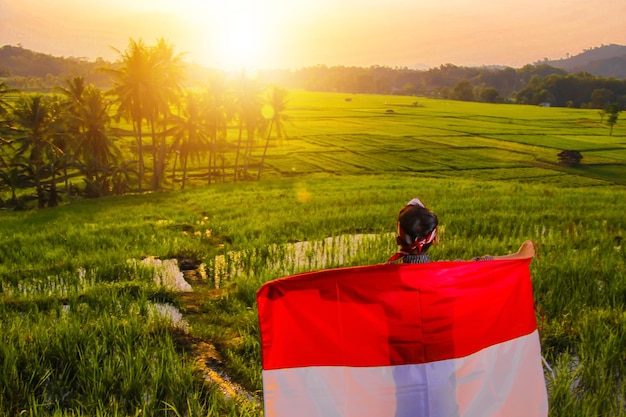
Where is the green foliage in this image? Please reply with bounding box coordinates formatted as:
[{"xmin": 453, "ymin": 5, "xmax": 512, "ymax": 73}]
[
  {"xmin": 605, "ymin": 102, "xmax": 621, "ymax": 136},
  {"xmin": 515, "ymin": 73, "xmax": 626, "ymax": 108},
  {"xmin": 0, "ymin": 286, "xmax": 233, "ymax": 416}
]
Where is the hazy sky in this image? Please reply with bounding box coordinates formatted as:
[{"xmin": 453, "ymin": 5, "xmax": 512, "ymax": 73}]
[{"xmin": 1, "ymin": 0, "xmax": 625, "ymax": 71}]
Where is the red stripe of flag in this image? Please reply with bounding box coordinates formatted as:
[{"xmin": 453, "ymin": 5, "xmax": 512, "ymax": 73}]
[{"xmin": 257, "ymin": 259, "xmax": 537, "ymax": 370}]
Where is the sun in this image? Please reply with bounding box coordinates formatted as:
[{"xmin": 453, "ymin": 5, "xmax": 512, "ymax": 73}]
[
  {"xmin": 214, "ymin": 21, "xmax": 267, "ymax": 71},
  {"xmin": 167, "ymin": 0, "xmax": 281, "ymax": 71}
]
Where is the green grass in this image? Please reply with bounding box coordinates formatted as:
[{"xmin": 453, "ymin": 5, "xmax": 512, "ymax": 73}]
[
  {"xmin": 585, "ymin": 148, "xmax": 626, "ymax": 162},
  {"xmin": 224, "ymin": 92, "xmax": 625, "ymax": 186},
  {"xmin": 1, "ymin": 91, "xmax": 626, "ymax": 416}
]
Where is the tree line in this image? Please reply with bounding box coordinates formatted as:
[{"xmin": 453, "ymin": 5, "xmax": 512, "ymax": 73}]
[
  {"xmin": 0, "ymin": 39, "xmax": 289, "ymax": 210},
  {"xmin": 264, "ymin": 64, "xmax": 626, "ymax": 108},
  {"xmin": 4, "ymin": 43, "xmax": 626, "ymax": 109}
]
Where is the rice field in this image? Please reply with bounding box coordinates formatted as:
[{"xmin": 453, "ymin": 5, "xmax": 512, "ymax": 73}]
[
  {"xmin": 1, "ymin": 92, "xmax": 625, "ymax": 416},
  {"xmin": 203, "ymin": 92, "xmax": 625, "ymax": 186}
]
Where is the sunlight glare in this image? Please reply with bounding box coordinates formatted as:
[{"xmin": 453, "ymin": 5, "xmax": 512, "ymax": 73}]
[
  {"xmin": 215, "ymin": 20, "xmax": 266, "ymax": 71},
  {"xmin": 262, "ymin": 104, "xmax": 275, "ymax": 120},
  {"xmin": 181, "ymin": 0, "xmax": 277, "ymax": 71}
]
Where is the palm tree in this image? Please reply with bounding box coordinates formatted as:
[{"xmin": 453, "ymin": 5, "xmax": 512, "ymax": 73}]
[
  {"xmin": 74, "ymin": 86, "xmax": 122, "ymax": 177},
  {"xmin": 108, "ymin": 38, "xmax": 186, "ymax": 192},
  {"xmin": 0, "ymin": 82, "xmax": 17, "ymax": 168},
  {"xmin": 0, "ymin": 158, "xmax": 31, "ymax": 207},
  {"xmin": 204, "ymin": 69, "xmax": 232, "ymax": 184},
  {"xmin": 54, "ymin": 76, "xmax": 89, "ymax": 194},
  {"xmin": 107, "ymin": 39, "xmax": 152, "ymax": 192},
  {"xmin": 232, "ymin": 72, "xmax": 263, "ymax": 182},
  {"xmin": 12, "ymin": 95, "xmax": 63, "ymax": 208},
  {"xmin": 0, "ymin": 138, "xmax": 12, "ymax": 171},
  {"xmin": 0, "ymin": 81, "xmax": 17, "ymax": 124},
  {"xmin": 150, "ymin": 38, "xmax": 185, "ymax": 190},
  {"xmin": 78, "ymin": 159, "xmax": 136, "ymax": 198},
  {"xmin": 167, "ymin": 92, "xmax": 208, "ymax": 189},
  {"xmin": 258, "ymin": 85, "xmax": 290, "ymax": 180},
  {"xmin": 55, "ymin": 76, "xmax": 87, "ymax": 123},
  {"xmin": 109, "ymin": 160, "xmax": 137, "ymax": 195}
]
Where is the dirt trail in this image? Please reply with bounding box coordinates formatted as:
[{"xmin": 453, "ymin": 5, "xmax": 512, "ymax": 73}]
[
  {"xmin": 173, "ymin": 269, "xmax": 262, "ymax": 410},
  {"xmin": 182, "ymin": 330, "xmax": 260, "ymax": 407}
]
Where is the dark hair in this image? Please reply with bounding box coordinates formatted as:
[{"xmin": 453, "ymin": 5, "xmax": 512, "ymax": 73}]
[{"xmin": 397, "ymin": 205, "xmax": 438, "ymax": 251}]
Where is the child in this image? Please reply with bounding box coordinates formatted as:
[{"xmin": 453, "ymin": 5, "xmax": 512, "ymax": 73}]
[{"xmin": 387, "ymin": 197, "xmax": 535, "ymax": 263}]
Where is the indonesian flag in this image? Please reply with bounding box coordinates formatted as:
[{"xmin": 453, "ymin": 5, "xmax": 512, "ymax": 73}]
[{"xmin": 257, "ymin": 259, "xmax": 548, "ymax": 417}]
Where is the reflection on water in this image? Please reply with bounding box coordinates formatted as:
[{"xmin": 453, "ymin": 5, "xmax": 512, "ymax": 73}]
[
  {"xmin": 1, "ymin": 267, "xmax": 97, "ymax": 297},
  {"xmin": 2, "ymin": 234, "xmax": 390, "ymax": 295},
  {"xmin": 151, "ymin": 302, "xmax": 190, "ymax": 332},
  {"xmin": 210, "ymin": 233, "xmax": 392, "ymax": 288},
  {"xmin": 135, "ymin": 257, "xmax": 193, "ymax": 292}
]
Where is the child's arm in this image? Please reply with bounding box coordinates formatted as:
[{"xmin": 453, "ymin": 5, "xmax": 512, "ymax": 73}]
[{"xmin": 490, "ymin": 240, "xmax": 536, "ymax": 260}]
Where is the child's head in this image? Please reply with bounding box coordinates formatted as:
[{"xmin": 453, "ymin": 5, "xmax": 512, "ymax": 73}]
[{"xmin": 396, "ymin": 197, "xmax": 438, "ymax": 254}]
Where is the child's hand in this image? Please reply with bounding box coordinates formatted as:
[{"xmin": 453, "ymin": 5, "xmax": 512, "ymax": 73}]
[{"xmin": 517, "ymin": 240, "xmax": 536, "ymax": 259}]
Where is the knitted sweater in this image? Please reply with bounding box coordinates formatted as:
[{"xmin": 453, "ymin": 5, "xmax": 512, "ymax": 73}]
[{"xmin": 402, "ymin": 254, "xmax": 495, "ymax": 264}]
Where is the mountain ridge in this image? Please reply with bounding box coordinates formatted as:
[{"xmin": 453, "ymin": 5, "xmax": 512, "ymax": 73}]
[{"xmin": 541, "ymin": 43, "xmax": 626, "ymax": 78}]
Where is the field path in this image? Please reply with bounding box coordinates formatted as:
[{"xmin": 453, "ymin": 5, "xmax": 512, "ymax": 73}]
[{"xmin": 173, "ymin": 269, "xmax": 262, "ymax": 410}]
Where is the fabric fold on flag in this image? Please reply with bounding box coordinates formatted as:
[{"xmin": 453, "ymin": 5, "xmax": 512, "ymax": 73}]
[{"xmin": 257, "ymin": 259, "xmax": 548, "ymax": 417}]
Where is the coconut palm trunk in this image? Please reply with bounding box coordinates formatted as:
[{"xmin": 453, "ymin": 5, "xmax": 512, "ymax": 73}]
[
  {"xmin": 233, "ymin": 123, "xmax": 244, "ymax": 182},
  {"xmin": 257, "ymin": 121, "xmax": 273, "ymax": 180},
  {"xmin": 135, "ymin": 120, "xmax": 144, "ymax": 193}
]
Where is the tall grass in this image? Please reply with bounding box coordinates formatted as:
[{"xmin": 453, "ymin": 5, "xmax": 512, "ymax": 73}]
[{"xmin": 0, "ymin": 286, "xmax": 238, "ymax": 415}]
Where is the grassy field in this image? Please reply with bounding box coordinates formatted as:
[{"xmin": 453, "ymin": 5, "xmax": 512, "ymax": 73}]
[
  {"xmin": 1, "ymin": 92, "xmax": 625, "ymax": 416},
  {"xmin": 160, "ymin": 91, "xmax": 626, "ymax": 190}
]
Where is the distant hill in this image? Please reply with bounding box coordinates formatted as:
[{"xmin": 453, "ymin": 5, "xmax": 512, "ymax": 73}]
[
  {"xmin": 0, "ymin": 44, "xmax": 113, "ymax": 86},
  {"xmin": 544, "ymin": 44, "xmax": 626, "ymax": 78},
  {"xmin": 1, "ymin": 43, "xmax": 624, "ymax": 97},
  {"xmin": 0, "ymin": 44, "xmax": 214, "ymax": 88}
]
